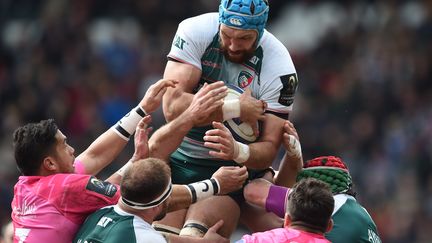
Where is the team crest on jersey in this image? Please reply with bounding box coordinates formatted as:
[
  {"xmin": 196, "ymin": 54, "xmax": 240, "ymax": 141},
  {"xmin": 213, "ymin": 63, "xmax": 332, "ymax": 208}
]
[{"xmin": 238, "ymin": 71, "xmax": 254, "ymax": 88}]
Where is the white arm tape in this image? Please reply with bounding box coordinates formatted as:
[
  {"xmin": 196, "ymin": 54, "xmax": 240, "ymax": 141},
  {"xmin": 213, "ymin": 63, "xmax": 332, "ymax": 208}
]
[
  {"xmin": 222, "ymin": 99, "xmax": 240, "ymax": 121},
  {"xmin": 116, "ymin": 160, "xmax": 133, "ymax": 177},
  {"xmin": 184, "ymin": 178, "xmax": 219, "ymax": 203},
  {"xmin": 234, "ymin": 141, "xmax": 250, "ymax": 164},
  {"xmin": 112, "ymin": 106, "xmax": 146, "ymax": 141},
  {"xmin": 286, "ymin": 135, "xmax": 302, "ymax": 159}
]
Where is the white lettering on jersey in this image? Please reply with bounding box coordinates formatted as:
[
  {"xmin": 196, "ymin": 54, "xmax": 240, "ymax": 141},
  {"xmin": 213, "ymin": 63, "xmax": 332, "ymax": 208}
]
[
  {"xmin": 249, "ymin": 56, "xmax": 259, "ymax": 65},
  {"xmin": 15, "ymin": 228, "xmax": 31, "ymax": 243},
  {"xmin": 368, "ymin": 229, "xmax": 381, "ymax": 243},
  {"xmin": 13, "ymin": 200, "xmax": 37, "ymax": 217},
  {"xmin": 97, "ymin": 216, "xmax": 113, "ymax": 227}
]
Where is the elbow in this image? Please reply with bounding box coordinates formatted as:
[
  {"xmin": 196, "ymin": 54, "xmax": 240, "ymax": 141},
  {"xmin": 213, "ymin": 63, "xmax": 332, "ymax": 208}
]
[
  {"xmin": 162, "ymin": 89, "xmax": 182, "ymax": 122},
  {"xmin": 163, "ymin": 108, "xmax": 176, "ymax": 122},
  {"xmin": 148, "ymin": 142, "xmax": 159, "ymax": 158}
]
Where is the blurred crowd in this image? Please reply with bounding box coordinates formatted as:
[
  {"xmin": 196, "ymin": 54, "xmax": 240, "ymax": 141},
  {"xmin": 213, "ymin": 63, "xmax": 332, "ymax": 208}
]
[{"xmin": 0, "ymin": 0, "xmax": 431, "ymax": 242}]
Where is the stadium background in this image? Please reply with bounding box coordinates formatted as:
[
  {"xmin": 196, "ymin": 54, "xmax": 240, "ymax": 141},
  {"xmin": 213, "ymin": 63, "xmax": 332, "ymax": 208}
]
[{"xmin": 0, "ymin": 0, "xmax": 431, "ymax": 242}]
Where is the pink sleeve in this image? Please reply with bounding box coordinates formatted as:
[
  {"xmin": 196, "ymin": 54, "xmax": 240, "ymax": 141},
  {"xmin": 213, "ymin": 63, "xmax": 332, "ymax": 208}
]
[
  {"xmin": 37, "ymin": 174, "xmax": 120, "ymax": 224},
  {"xmin": 73, "ymin": 160, "xmax": 86, "ymax": 174}
]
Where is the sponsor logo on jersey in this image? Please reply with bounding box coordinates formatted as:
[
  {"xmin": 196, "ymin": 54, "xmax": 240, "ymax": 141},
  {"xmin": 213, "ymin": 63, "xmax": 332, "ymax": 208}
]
[
  {"xmin": 278, "ymin": 73, "xmax": 298, "ymax": 106},
  {"xmin": 229, "ymin": 17, "xmax": 243, "ymax": 26},
  {"xmin": 249, "ymin": 56, "xmax": 259, "ymax": 65},
  {"xmin": 202, "ymin": 60, "xmax": 221, "ymax": 69},
  {"xmin": 238, "ymin": 71, "xmax": 254, "ymax": 88},
  {"xmin": 13, "ymin": 200, "xmax": 36, "ymax": 217},
  {"xmin": 173, "ymin": 35, "xmax": 187, "ymax": 50}
]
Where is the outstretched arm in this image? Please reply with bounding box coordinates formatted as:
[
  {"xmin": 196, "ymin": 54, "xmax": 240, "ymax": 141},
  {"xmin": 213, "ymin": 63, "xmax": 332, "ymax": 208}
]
[
  {"xmin": 243, "ymin": 120, "xmax": 303, "ymax": 218},
  {"xmin": 167, "ymin": 166, "xmax": 248, "ymax": 212},
  {"xmin": 274, "ymin": 120, "xmax": 303, "ymax": 187},
  {"xmin": 76, "ymin": 79, "xmax": 177, "ymax": 175},
  {"xmin": 105, "ymin": 116, "xmax": 152, "ymax": 184}
]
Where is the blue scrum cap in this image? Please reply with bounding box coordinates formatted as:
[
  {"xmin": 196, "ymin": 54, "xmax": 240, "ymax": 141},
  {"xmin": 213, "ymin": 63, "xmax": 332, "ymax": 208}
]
[{"xmin": 219, "ymin": 0, "xmax": 269, "ymax": 41}]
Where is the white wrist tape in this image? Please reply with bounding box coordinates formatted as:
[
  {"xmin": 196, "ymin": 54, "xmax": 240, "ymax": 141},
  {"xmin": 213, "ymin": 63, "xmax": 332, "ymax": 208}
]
[
  {"xmin": 286, "ymin": 135, "xmax": 302, "ymax": 159},
  {"xmin": 185, "ymin": 178, "xmax": 220, "ymax": 203},
  {"xmin": 116, "ymin": 160, "xmax": 133, "ymax": 177},
  {"xmin": 112, "ymin": 106, "xmax": 146, "ymax": 141},
  {"xmin": 233, "ymin": 141, "xmax": 250, "ymax": 164},
  {"xmin": 222, "ymin": 99, "xmax": 240, "ymax": 121}
]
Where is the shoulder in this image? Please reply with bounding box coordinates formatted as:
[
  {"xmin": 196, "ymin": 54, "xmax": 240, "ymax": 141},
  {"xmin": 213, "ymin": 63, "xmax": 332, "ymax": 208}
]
[
  {"xmin": 37, "ymin": 173, "xmax": 91, "ymax": 189},
  {"xmin": 132, "ymin": 217, "xmax": 166, "ymax": 243},
  {"xmin": 259, "ymin": 30, "xmax": 296, "ymax": 76},
  {"xmin": 241, "ymin": 228, "xmax": 289, "ymax": 243}
]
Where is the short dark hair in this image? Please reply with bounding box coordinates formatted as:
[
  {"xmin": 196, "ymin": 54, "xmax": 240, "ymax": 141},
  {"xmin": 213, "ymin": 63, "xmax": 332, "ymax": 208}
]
[
  {"xmin": 13, "ymin": 119, "xmax": 59, "ymax": 176},
  {"xmin": 121, "ymin": 158, "xmax": 171, "ymax": 204},
  {"xmin": 287, "ymin": 178, "xmax": 334, "ymax": 233}
]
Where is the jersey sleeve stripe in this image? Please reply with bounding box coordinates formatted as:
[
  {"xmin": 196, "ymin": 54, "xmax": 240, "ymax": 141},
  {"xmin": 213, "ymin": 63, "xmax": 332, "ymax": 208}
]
[
  {"xmin": 265, "ymin": 109, "xmax": 289, "ymax": 119},
  {"xmin": 167, "ymin": 55, "xmax": 202, "ymax": 70}
]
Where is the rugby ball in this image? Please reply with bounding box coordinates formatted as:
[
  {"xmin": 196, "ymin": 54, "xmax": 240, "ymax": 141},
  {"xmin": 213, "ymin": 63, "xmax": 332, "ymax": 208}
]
[{"xmin": 223, "ymin": 85, "xmax": 261, "ymax": 144}]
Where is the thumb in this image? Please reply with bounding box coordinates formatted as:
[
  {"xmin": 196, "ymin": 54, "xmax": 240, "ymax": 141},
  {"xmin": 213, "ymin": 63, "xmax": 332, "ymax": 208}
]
[
  {"xmin": 251, "ymin": 122, "xmax": 259, "ymax": 137},
  {"xmin": 212, "ymin": 121, "xmax": 227, "ymax": 131},
  {"xmin": 207, "ymin": 220, "xmax": 224, "ymax": 233},
  {"xmin": 244, "ymin": 88, "xmax": 252, "ymax": 96}
]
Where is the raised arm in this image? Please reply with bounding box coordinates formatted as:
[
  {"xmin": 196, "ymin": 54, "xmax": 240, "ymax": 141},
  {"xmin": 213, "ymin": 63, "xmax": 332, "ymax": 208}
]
[
  {"xmin": 105, "ymin": 116, "xmax": 152, "ymax": 184},
  {"xmin": 76, "ymin": 79, "xmax": 177, "ymax": 175},
  {"xmin": 162, "ymin": 61, "xmax": 204, "ymax": 122},
  {"xmin": 274, "ymin": 120, "xmax": 303, "ymax": 187},
  {"xmin": 167, "ymin": 166, "xmax": 248, "ymax": 212}
]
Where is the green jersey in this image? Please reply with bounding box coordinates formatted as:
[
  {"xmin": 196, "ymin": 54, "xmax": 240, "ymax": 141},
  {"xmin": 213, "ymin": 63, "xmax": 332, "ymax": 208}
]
[
  {"xmin": 327, "ymin": 194, "xmax": 382, "ymax": 243},
  {"xmin": 74, "ymin": 205, "xmax": 166, "ymax": 243}
]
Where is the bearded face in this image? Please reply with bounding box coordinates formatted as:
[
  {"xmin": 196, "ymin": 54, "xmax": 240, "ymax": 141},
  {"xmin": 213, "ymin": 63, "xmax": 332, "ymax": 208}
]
[
  {"xmin": 219, "ymin": 24, "xmax": 258, "ymax": 64},
  {"xmin": 153, "ymin": 199, "xmax": 169, "ymax": 221}
]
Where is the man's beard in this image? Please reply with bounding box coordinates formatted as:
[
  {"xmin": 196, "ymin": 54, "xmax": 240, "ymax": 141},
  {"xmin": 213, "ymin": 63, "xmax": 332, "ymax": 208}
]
[
  {"xmin": 154, "ymin": 210, "xmax": 167, "ymax": 221},
  {"xmin": 153, "ymin": 201, "xmax": 168, "ymax": 221},
  {"xmin": 220, "ymin": 43, "xmax": 255, "ymax": 64}
]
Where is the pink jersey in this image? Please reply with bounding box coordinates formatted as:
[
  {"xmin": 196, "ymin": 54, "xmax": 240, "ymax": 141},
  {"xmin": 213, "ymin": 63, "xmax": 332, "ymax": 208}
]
[
  {"xmin": 239, "ymin": 227, "xmax": 330, "ymax": 243},
  {"xmin": 11, "ymin": 162, "xmax": 120, "ymax": 243}
]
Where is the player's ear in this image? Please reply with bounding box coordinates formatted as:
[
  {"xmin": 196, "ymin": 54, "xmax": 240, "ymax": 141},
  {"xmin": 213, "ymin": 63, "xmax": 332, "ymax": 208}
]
[
  {"xmin": 325, "ymin": 218, "xmax": 334, "ymax": 233},
  {"xmin": 42, "ymin": 157, "xmax": 57, "ymax": 172}
]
